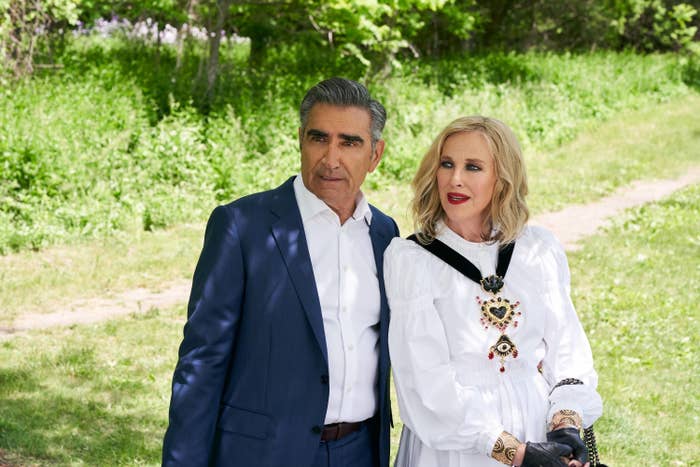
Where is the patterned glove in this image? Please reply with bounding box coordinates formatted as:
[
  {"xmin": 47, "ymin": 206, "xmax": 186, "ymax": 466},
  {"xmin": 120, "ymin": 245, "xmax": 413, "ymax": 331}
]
[
  {"xmin": 547, "ymin": 427, "xmax": 588, "ymax": 465},
  {"xmin": 521, "ymin": 441, "xmax": 572, "ymax": 467}
]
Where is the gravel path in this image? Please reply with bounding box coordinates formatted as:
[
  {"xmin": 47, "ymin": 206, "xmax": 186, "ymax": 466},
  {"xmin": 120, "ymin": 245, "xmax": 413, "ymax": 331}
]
[{"xmin": 2, "ymin": 168, "xmax": 699, "ymax": 338}]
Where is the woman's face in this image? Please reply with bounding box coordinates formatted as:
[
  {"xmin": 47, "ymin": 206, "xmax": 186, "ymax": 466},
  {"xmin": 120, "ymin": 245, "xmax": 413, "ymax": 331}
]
[{"xmin": 436, "ymin": 131, "xmax": 497, "ymax": 241}]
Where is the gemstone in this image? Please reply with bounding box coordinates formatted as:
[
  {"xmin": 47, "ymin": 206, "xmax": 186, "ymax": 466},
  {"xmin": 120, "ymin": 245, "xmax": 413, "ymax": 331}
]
[{"xmin": 490, "ymin": 306, "xmax": 508, "ymax": 319}]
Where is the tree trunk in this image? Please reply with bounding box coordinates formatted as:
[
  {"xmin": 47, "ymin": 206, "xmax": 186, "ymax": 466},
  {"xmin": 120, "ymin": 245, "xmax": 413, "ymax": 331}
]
[
  {"xmin": 175, "ymin": 0, "xmax": 199, "ymax": 75},
  {"xmin": 204, "ymin": 0, "xmax": 233, "ymax": 110}
]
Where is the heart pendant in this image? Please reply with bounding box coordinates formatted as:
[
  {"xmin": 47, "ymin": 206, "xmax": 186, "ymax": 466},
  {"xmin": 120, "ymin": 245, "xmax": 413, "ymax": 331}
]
[{"xmin": 480, "ymin": 296, "xmax": 517, "ymax": 331}]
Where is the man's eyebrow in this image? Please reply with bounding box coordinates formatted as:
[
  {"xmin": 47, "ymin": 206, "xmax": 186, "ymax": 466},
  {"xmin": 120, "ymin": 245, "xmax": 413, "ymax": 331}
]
[
  {"xmin": 306, "ymin": 129, "xmax": 328, "ymax": 138},
  {"xmin": 339, "ymin": 133, "xmax": 364, "ymax": 144}
]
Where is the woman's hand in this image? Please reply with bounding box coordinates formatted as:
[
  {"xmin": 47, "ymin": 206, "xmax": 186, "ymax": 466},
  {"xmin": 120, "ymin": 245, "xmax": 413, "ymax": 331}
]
[
  {"xmin": 518, "ymin": 441, "xmax": 573, "ymax": 466},
  {"xmin": 547, "ymin": 426, "xmax": 589, "ymax": 467}
]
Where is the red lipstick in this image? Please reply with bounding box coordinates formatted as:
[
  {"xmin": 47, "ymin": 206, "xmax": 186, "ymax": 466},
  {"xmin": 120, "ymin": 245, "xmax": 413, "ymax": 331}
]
[{"xmin": 447, "ymin": 192, "xmax": 470, "ymax": 205}]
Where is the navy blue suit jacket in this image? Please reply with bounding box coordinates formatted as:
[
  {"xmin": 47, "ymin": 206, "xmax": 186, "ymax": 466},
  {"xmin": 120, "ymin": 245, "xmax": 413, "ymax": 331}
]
[{"xmin": 163, "ymin": 176, "xmax": 399, "ymax": 466}]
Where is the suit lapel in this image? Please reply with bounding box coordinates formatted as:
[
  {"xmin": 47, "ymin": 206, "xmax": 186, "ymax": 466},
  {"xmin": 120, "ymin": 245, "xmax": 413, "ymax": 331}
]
[
  {"xmin": 270, "ymin": 178, "xmax": 328, "ymax": 364},
  {"xmin": 368, "ymin": 210, "xmax": 395, "ymax": 432},
  {"xmin": 368, "ymin": 212, "xmax": 393, "ymax": 322}
]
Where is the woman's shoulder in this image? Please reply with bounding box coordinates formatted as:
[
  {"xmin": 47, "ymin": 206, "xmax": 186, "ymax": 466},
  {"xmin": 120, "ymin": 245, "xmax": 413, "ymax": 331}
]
[
  {"xmin": 517, "ymin": 224, "xmax": 564, "ymax": 252},
  {"xmin": 517, "ymin": 224, "xmax": 571, "ymax": 281},
  {"xmin": 384, "ymin": 236, "xmax": 439, "ymax": 300},
  {"xmin": 384, "ymin": 236, "xmax": 436, "ymax": 279},
  {"xmin": 385, "ymin": 235, "xmax": 430, "ymax": 259}
]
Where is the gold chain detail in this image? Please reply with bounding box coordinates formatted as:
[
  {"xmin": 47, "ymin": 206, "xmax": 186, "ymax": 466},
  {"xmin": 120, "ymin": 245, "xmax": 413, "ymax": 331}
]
[
  {"xmin": 549, "ymin": 409, "xmax": 583, "ymax": 430},
  {"xmin": 491, "ymin": 431, "xmax": 521, "ymax": 465}
]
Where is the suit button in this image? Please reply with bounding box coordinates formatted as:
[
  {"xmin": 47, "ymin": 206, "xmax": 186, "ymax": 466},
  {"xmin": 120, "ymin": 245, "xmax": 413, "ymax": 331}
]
[
  {"xmin": 321, "ymin": 375, "xmax": 329, "ymax": 384},
  {"xmin": 312, "ymin": 425, "xmax": 322, "ymax": 434}
]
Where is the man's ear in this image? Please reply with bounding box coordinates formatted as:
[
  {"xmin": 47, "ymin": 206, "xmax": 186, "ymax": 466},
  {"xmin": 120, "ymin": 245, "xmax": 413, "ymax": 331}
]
[{"xmin": 369, "ymin": 139, "xmax": 385, "ymax": 172}]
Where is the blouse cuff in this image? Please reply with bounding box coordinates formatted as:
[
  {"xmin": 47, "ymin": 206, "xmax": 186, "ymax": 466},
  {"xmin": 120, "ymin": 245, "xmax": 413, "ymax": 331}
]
[
  {"xmin": 548, "ymin": 385, "xmax": 602, "ymax": 428},
  {"xmin": 481, "ymin": 425, "xmax": 506, "ymax": 457}
]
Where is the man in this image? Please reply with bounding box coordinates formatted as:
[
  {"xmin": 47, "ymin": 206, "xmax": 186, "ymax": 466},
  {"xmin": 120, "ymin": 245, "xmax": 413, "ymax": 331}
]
[{"xmin": 162, "ymin": 77, "xmax": 399, "ymax": 467}]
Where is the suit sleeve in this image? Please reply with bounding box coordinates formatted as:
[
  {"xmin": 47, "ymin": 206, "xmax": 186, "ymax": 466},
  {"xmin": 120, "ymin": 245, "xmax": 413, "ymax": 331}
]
[{"xmin": 162, "ymin": 205, "xmax": 245, "ymax": 466}]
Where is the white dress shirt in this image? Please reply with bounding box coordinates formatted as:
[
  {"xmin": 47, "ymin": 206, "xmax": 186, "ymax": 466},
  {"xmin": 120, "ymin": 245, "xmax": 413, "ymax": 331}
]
[
  {"xmin": 386, "ymin": 221, "xmax": 602, "ymax": 466},
  {"xmin": 293, "ymin": 175, "xmax": 381, "ymax": 424}
]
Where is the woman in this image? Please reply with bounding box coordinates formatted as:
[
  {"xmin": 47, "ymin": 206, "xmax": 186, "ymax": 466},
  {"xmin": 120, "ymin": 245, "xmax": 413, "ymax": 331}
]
[{"xmin": 385, "ymin": 116, "xmax": 602, "ymax": 466}]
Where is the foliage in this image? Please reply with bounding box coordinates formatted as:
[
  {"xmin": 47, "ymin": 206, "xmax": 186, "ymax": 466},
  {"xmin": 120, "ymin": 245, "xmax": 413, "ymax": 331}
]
[
  {"xmin": 230, "ymin": 0, "xmax": 456, "ymax": 77},
  {"xmin": 227, "ymin": 0, "xmax": 699, "ymax": 71},
  {"xmin": 1, "ymin": 35, "xmax": 698, "ymax": 254},
  {"xmin": 612, "ymin": 0, "xmax": 699, "ymax": 51},
  {"xmin": 0, "ymin": 0, "xmax": 80, "ymax": 77},
  {"xmin": 3, "ymin": 1, "xmax": 699, "ymax": 80},
  {"xmin": 77, "ymin": 0, "xmax": 188, "ymax": 25}
]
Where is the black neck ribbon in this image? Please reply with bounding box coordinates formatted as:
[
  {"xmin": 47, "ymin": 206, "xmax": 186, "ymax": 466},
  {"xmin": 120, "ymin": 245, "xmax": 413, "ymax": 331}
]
[{"xmin": 407, "ymin": 234, "xmax": 515, "ymax": 286}]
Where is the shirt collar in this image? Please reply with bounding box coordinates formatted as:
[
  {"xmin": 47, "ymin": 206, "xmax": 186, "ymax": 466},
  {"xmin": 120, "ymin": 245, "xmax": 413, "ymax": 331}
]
[
  {"xmin": 436, "ymin": 219, "xmax": 498, "ymax": 249},
  {"xmin": 293, "ymin": 174, "xmax": 373, "ymax": 225}
]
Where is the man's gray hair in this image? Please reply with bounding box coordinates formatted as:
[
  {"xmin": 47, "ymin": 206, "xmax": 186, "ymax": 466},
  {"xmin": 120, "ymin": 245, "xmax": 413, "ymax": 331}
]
[{"xmin": 299, "ymin": 77, "xmax": 387, "ymax": 147}]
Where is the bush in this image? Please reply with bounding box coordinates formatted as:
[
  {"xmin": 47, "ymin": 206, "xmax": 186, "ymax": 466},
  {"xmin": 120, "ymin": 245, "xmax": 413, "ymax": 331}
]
[{"xmin": 0, "ymin": 35, "xmax": 696, "ymax": 253}]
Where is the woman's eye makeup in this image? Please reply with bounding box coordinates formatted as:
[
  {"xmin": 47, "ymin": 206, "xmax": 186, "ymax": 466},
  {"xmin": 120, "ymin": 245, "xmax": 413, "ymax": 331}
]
[{"xmin": 440, "ymin": 157, "xmax": 485, "ymax": 171}]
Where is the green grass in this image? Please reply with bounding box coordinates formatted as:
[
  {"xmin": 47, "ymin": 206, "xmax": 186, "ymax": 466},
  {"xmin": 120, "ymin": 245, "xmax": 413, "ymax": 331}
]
[
  {"xmin": 0, "ymin": 224, "xmax": 202, "ymax": 327},
  {"xmin": 568, "ymin": 183, "xmax": 700, "ymax": 465},
  {"xmin": 527, "ymin": 93, "xmax": 700, "ymax": 213},
  {"xmin": 0, "ymin": 307, "xmax": 182, "ymax": 465},
  {"xmin": 0, "ymin": 183, "xmax": 697, "ymax": 465}
]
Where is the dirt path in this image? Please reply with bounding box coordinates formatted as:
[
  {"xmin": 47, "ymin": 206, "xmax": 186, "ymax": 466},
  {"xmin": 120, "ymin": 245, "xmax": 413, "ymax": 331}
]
[
  {"xmin": 532, "ymin": 166, "xmax": 700, "ymax": 250},
  {"xmin": 2, "ymin": 168, "xmax": 699, "ymax": 338}
]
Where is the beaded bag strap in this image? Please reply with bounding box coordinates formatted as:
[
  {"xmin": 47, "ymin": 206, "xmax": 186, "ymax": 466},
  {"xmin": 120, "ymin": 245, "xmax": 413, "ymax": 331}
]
[{"xmin": 551, "ymin": 378, "xmax": 605, "ymax": 467}]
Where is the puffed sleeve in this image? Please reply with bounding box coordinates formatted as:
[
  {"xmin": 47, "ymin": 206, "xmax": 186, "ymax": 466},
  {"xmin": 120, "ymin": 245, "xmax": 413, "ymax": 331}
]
[
  {"xmin": 385, "ymin": 238, "xmax": 503, "ymax": 455},
  {"xmin": 536, "ymin": 228, "xmax": 603, "ymax": 428}
]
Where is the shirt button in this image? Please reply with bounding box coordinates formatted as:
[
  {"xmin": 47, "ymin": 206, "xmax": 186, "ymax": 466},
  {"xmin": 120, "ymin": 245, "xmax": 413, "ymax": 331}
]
[
  {"xmin": 348, "ymin": 345, "xmax": 354, "ymax": 351},
  {"xmin": 321, "ymin": 375, "xmax": 329, "ymax": 384},
  {"xmin": 347, "ymin": 387, "xmax": 352, "ymax": 393},
  {"xmin": 342, "ymin": 306, "xmax": 348, "ymax": 313}
]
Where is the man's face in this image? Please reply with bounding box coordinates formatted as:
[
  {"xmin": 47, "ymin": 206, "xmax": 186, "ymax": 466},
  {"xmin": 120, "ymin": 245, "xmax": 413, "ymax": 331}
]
[{"xmin": 299, "ymin": 103, "xmax": 384, "ymax": 222}]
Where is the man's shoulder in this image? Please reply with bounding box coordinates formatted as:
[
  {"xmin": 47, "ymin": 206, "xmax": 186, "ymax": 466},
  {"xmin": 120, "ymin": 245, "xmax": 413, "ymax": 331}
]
[
  {"xmin": 368, "ymin": 204, "xmax": 398, "ymax": 235},
  {"xmin": 220, "ymin": 176, "xmax": 296, "ymax": 212}
]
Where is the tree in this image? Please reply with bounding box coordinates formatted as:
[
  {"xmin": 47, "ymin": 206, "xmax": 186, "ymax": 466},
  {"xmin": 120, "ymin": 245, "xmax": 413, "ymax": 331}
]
[{"xmin": 0, "ymin": 0, "xmax": 79, "ymax": 77}]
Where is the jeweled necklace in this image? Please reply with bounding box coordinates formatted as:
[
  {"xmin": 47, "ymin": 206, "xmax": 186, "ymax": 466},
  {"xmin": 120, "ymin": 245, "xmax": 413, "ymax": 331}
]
[{"xmin": 407, "ymin": 234, "xmax": 520, "ymax": 372}]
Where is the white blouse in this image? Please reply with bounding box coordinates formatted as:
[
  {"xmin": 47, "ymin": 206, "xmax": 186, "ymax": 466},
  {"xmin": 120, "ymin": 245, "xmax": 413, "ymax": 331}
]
[{"xmin": 385, "ymin": 223, "xmax": 602, "ymax": 467}]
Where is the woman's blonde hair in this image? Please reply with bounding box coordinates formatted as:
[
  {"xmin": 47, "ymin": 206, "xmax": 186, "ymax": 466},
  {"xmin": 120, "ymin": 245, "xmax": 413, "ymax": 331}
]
[{"xmin": 412, "ymin": 116, "xmax": 529, "ymax": 244}]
